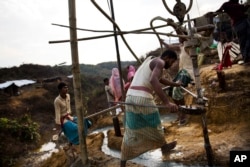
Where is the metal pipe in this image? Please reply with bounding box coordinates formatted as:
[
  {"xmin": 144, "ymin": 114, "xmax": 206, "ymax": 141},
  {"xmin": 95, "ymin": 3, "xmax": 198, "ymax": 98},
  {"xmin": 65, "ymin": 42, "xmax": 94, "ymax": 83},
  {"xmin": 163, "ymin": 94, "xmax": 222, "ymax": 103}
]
[
  {"xmin": 110, "ymin": 101, "xmax": 168, "ymax": 108},
  {"xmin": 201, "ymin": 113, "xmax": 214, "ymax": 166},
  {"xmin": 86, "ymin": 104, "xmax": 122, "ymax": 119},
  {"xmin": 185, "ymin": 14, "xmax": 213, "ymax": 166}
]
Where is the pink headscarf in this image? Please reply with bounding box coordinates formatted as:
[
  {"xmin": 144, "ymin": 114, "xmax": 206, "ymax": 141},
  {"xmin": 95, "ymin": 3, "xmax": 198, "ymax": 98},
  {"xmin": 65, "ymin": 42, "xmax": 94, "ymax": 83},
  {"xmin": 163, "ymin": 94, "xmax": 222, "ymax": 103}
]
[
  {"xmin": 109, "ymin": 68, "xmax": 124, "ymax": 102},
  {"xmin": 127, "ymin": 65, "xmax": 136, "ymax": 81}
]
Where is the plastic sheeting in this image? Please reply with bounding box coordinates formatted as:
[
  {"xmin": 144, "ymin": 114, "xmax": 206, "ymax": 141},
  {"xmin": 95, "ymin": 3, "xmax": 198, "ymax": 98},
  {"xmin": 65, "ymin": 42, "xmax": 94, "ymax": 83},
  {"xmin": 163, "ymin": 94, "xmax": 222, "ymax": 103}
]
[{"xmin": 0, "ymin": 79, "xmax": 36, "ymax": 89}]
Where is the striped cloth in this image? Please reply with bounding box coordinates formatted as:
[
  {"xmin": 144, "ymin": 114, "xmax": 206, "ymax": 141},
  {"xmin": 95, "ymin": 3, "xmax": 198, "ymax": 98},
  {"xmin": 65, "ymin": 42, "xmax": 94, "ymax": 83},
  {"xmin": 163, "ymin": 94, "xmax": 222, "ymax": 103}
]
[{"xmin": 121, "ymin": 95, "xmax": 165, "ymax": 161}]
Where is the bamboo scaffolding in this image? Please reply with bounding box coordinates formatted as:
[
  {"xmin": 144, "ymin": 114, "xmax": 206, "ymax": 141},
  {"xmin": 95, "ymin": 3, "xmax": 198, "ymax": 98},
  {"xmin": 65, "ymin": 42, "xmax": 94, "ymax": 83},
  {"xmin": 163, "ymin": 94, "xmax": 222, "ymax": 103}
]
[
  {"xmin": 49, "ymin": 26, "xmax": 209, "ymax": 44},
  {"xmin": 51, "ymin": 14, "xmax": 199, "ymax": 35}
]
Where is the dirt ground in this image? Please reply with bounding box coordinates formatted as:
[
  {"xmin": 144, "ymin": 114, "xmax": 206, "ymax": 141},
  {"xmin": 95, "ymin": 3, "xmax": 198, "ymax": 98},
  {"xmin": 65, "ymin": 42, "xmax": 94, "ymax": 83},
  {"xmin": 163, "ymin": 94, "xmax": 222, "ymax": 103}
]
[
  {"xmin": 36, "ymin": 63, "xmax": 250, "ymax": 167},
  {"xmin": 6, "ymin": 63, "xmax": 250, "ymax": 167},
  {"xmin": 38, "ymin": 114, "xmax": 250, "ymax": 167}
]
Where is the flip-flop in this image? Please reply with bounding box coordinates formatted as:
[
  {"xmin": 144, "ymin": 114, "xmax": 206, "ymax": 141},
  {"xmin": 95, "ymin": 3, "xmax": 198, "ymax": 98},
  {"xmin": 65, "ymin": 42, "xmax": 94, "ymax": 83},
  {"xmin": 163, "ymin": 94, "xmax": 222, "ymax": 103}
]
[{"xmin": 161, "ymin": 140, "xmax": 177, "ymax": 154}]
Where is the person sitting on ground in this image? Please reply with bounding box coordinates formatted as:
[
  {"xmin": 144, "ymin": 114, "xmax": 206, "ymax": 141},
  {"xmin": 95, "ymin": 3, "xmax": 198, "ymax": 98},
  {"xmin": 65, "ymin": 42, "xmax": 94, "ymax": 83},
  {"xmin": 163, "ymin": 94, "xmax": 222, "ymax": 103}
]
[
  {"xmin": 120, "ymin": 49, "xmax": 181, "ymax": 167},
  {"xmin": 54, "ymin": 82, "xmax": 92, "ymax": 145}
]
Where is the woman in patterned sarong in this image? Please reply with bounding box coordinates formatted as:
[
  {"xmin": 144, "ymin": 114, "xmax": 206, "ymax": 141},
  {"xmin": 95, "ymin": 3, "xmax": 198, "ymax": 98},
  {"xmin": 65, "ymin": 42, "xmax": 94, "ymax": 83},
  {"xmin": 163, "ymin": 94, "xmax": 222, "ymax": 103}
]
[{"xmin": 121, "ymin": 50, "xmax": 181, "ymax": 167}]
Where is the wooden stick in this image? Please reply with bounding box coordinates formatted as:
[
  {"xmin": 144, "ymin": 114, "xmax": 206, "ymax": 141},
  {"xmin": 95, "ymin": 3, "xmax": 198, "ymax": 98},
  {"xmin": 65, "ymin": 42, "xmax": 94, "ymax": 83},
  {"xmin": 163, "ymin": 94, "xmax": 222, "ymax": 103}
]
[{"xmin": 180, "ymin": 86, "xmax": 208, "ymax": 101}]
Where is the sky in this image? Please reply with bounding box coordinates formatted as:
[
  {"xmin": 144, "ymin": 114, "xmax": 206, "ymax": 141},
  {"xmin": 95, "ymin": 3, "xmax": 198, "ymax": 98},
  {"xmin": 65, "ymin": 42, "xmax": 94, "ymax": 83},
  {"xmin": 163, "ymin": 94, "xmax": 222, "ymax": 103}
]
[{"xmin": 0, "ymin": 0, "xmax": 238, "ymax": 68}]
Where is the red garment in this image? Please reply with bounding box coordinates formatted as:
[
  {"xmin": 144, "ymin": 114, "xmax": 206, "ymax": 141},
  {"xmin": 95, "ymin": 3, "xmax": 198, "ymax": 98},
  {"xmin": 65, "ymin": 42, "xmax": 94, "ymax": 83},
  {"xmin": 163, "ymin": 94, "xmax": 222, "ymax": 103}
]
[
  {"xmin": 125, "ymin": 65, "xmax": 136, "ymax": 93},
  {"xmin": 124, "ymin": 82, "xmax": 131, "ymax": 92},
  {"xmin": 127, "ymin": 65, "xmax": 136, "ymax": 81},
  {"xmin": 218, "ymin": 44, "xmax": 232, "ymax": 70}
]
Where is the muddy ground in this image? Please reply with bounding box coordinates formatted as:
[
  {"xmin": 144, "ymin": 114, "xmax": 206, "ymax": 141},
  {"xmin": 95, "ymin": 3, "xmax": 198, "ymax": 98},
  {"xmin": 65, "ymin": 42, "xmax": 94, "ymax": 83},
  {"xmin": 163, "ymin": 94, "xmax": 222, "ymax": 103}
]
[{"xmin": 4, "ymin": 63, "xmax": 250, "ymax": 167}]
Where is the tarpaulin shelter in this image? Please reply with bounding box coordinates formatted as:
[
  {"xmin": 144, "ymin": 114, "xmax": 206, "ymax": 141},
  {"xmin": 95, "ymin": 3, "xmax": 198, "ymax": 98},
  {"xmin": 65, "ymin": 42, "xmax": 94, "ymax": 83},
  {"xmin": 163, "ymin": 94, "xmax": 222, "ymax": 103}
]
[{"xmin": 0, "ymin": 80, "xmax": 36, "ymax": 96}]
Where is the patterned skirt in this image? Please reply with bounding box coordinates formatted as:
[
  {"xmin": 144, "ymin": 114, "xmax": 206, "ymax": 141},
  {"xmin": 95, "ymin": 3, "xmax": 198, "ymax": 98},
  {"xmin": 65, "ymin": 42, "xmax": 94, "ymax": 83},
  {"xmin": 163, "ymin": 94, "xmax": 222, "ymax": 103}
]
[{"xmin": 121, "ymin": 95, "xmax": 166, "ymax": 161}]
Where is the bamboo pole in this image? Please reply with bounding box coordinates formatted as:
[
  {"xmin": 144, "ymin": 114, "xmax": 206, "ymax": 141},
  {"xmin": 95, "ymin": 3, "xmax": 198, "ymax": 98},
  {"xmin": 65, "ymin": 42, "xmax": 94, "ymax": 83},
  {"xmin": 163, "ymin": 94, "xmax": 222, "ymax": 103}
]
[{"xmin": 68, "ymin": 0, "xmax": 89, "ymax": 166}]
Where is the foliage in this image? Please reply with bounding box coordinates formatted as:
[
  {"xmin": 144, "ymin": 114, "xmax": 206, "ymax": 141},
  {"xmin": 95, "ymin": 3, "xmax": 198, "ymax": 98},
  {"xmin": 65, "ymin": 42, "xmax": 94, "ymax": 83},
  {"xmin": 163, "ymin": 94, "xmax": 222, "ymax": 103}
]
[
  {"xmin": 0, "ymin": 64, "xmax": 71, "ymax": 81},
  {"xmin": 0, "ymin": 115, "xmax": 40, "ymax": 142},
  {"xmin": 0, "ymin": 61, "xmax": 137, "ymax": 81},
  {"xmin": 79, "ymin": 61, "xmax": 137, "ymax": 78}
]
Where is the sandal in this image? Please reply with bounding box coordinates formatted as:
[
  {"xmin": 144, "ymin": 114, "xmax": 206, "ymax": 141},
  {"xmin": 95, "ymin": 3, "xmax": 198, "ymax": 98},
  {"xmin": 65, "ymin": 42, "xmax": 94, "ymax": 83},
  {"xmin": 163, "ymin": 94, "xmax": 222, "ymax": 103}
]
[{"xmin": 161, "ymin": 141, "xmax": 177, "ymax": 154}]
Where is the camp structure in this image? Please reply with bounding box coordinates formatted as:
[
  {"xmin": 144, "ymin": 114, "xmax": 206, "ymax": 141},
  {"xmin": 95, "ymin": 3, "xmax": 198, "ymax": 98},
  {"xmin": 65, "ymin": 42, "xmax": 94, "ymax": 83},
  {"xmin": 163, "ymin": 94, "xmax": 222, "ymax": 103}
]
[{"xmin": 0, "ymin": 79, "xmax": 36, "ymax": 96}]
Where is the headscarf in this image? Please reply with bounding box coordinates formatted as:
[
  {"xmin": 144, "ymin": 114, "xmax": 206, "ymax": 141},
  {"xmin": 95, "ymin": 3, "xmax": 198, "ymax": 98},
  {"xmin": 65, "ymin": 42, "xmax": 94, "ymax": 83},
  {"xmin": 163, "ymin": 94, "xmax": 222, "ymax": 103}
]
[
  {"xmin": 127, "ymin": 65, "xmax": 136, "ymax": 81},
  {"xmin": 109, "ymin": 68, "xmax": 124, "ymax": 102}
]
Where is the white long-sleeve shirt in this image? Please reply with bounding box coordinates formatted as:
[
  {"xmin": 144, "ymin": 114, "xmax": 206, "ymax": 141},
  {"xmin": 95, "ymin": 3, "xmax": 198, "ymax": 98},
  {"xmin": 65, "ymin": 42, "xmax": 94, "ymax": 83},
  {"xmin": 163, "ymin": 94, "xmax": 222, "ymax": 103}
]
[{"xmin": 54, "ymin": 94, "xmax": 71, "ymax": 125}]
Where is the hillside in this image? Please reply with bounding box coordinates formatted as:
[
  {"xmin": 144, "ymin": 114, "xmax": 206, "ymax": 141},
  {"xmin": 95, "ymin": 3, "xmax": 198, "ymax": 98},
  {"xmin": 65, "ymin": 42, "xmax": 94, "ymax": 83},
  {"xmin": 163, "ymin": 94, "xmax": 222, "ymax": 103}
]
[
  {"xmin": 0, "ymin": 61, "xmax": 137, "ymax": 81},
  {"xmin": 0, "ymin": 61, "xmax": 137, "ymax": 114}
]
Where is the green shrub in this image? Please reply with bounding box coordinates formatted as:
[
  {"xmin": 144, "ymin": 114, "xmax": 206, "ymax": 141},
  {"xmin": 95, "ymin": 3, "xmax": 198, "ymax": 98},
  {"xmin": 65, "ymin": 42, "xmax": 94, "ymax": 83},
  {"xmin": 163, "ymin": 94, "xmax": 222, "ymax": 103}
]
[{"xmin": 0, "ymin": 115, "xmax": 40, "ymax": 142}]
